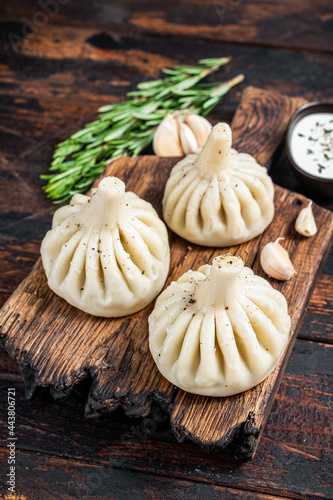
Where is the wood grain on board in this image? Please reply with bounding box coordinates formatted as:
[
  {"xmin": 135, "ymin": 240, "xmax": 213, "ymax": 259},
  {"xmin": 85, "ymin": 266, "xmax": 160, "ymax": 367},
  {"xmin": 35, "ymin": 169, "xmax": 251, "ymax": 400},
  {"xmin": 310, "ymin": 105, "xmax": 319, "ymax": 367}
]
[
  {"xmin": 0, "ymin": 338, "xmax": 331, "ymax": 498},
  {"xmin": 0, "ymin": 87, "xmax": 332, "ymax": 460}
]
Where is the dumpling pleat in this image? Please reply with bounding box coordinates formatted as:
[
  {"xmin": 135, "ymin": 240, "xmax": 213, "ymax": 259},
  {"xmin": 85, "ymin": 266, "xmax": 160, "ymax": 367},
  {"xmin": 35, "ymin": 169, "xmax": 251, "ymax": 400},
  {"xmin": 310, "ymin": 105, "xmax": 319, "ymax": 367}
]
[
  {"xmin": 233, "ymin": 171, "xmax": 271, "ymax": 212},
  {"xmin": 49, "ymin": 225, "xmax": 91, "ymax": 286},
  {"xmin": 216, "ymin": 310, "xmax": 241, "ymax": 373},
  {"xmin": 185, "ymin": 179, "xmax": 210, "ymax": 233},
  {"xmin": 243, "ymin": 280, "xmax": 289, "ymax": 312},
  {"xmin": 83, "ymin": 230, "xmax": 106, "ymax": 301},
  {"xmin": 241, "ymin": 289, "xmax": 290, "ymax": 334},
  {"xmin": 129, "ymin": 217, "xmax": 167, "ymax": 264},
  {"xmin": 130, "ymin": 208, "xmax": 162, "ymax": 231},
  {"xmin": 151, "ymin": 299, "xmax": 191, "ymax": 349},
  {"xmin": 52, "ymin": 201, "xmax": 87, "ymax": 228},
  {"xmin": 238, "ymin": 294, "xmax": 289, "ymax": 357},
  {"xmin": 215, "ymin": 310, "xmax": 250, "ymax": 389},
  {"xmin": 159, "ymin": 308, "xmax": 196, "ymax": 367},
  {"xmin": 168, "ymin": 175, "xmax": 203, "ymax": 228},
  {"xmin": 175, "ymin": 311, "xmax": 203, "ymax": 386},
  {"xmin": 112, "ymin": 225, "xmax": 146, "ymax": 298},
  {"xmin": 45, "ymin": 216, "xmax": 85, "ymax": 269},
  {"xmin": 200, "ymin": 176, "xmax": 227, "ymax": 228},
  {"xmin": 226, "ymin": 299, "xmax": 268, "ymax": 374},
  {"xmin": 218, "ymin": 179, "xmax": 246, "ymax": 239},
  {"xmin": 196, "ymin": 308, "xmax": 223, "ymax": 387},
  {"xmin": 230, "ymin": 177, "xmax": 261, "ymax": 228},
  {"xmin": 154, "ymin": 288, "xmax": 196, "ymax": 322},
  {"xmin": 236, "ymin": 161, "xmax": 274, "ymax": 198},
  {"xmin": 163, "ymin": 166, "xmax": 197, "ymax": 211},
  {"xmin": 61, "ymin": 229, "xmax": 91, "ymax": 294},
  {"xmin": 118, "ymin": 220, "xmax": 154, "ymax": 276},
  {"xmin": 164, "ymin": 162, "xmax": 196, "ymax": 196},
  {"xmin": 99, "ymin": 228, "xmax": 132, "ymax": 303}
]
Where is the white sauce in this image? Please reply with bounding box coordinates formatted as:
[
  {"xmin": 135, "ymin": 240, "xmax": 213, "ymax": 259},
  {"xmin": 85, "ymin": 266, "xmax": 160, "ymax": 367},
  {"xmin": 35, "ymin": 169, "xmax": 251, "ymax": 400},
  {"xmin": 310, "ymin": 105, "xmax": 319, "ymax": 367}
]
[{"xmin": 290, "ymin": 112, "xmax": 333, "ymax": 179}]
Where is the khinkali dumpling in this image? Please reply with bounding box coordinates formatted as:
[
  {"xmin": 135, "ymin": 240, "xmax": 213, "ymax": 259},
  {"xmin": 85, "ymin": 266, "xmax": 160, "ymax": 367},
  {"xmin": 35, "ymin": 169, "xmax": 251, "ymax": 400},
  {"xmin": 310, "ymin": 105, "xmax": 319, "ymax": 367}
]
[
  {"xmin": 162, "ymin": 123, "xmax": 274, "ymax": 247},
  {"xmin": 41, "ymin": 176, "xmax": 170, "ymax": 317},
  {"xmin": 149, "ymin": 254, "xmax": 290, "ymax": 397}
]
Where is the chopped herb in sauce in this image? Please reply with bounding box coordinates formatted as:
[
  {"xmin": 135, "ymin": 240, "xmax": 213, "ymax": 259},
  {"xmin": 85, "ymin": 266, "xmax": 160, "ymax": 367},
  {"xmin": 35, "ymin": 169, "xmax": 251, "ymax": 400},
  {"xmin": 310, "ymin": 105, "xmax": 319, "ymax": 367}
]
[{"xmin": 291, "ymin": 112, "xmax": 333, "ymax": 178}]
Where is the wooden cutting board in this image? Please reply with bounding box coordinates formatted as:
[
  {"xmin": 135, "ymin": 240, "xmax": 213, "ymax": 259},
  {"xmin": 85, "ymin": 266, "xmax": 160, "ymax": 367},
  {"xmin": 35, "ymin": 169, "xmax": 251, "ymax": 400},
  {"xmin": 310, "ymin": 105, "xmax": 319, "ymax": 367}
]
[{"xmin": 0, "ymin": 87, "xmax": 332, "ymax": 460}]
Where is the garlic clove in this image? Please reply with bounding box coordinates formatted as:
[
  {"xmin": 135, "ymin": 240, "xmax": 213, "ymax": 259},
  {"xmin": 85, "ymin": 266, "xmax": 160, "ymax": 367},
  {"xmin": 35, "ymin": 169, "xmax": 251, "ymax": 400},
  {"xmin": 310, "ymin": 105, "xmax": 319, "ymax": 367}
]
[
  {"xmin": 295, "ymin": 200, "xmax": 317, "ymax": 237},
  {"xmin": 260, "ymin": 237, "xmax": 296, "ymax": 281},
  {"xmin": 176, "ymin": 117, "xmax": 199, "ymax": 155},
  {"xmin": 185, "ymin": 111, "xmax": 212, "ymax": 148},
  {"xmin": 153, "ymin": 114, "xmax": 184, "ymax": 156}
]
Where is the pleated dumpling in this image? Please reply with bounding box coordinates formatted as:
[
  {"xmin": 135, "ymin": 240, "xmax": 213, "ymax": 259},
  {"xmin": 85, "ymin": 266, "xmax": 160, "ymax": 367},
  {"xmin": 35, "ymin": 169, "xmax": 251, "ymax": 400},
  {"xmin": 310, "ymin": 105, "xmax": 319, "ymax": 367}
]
[
  {"xmin": 162, "ymin": 123, "xmax": 274, "ymax": 247},
  {"xmin": 41, "ymin": 176, "xmax": 170, "ymax": 317},
  {"xmin": 149, "ymin": 254, "xmax": 290, "ymax": 397}
]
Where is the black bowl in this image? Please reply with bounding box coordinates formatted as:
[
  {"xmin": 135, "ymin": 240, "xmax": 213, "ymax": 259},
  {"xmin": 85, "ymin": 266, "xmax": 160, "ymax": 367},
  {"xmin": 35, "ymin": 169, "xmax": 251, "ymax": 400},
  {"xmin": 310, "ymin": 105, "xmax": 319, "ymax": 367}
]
[{"xmin": 286, "ymin": 102, "xmax": 333, "ymax": 198}]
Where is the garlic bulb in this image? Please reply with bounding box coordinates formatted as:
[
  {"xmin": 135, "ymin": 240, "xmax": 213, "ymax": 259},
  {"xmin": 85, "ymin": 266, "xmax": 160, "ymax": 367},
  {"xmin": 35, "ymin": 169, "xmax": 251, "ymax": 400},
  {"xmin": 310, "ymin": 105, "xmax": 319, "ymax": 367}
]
[
  {"xmin": 176, "ymin": 117, "xmax": 198, "ymax": 155},
  {"xmin": 184, "ymin": 110, "xmax": 212, "ymax": 148},
  {"xmin": 153, "ymin": 111, "xmax": 212, "ymax": 156},
  {"xmin": 295, "ymin": 200, "xmax": 317, "ymax": 237},
  {"xmin": 260, "ymin": 237, "xmax": 296, "ymax": 281},
  {"xmin": 153, "ymin": 114, "xmax": 183, "ymax": 156}
]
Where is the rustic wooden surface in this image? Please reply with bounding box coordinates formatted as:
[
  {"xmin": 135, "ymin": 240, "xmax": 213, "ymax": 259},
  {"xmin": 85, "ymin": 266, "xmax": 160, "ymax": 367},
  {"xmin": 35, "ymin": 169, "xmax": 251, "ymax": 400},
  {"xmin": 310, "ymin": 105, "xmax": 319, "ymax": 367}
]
[
  {"xmin": 1, "ymin": 0, "xmax": 332, "ymax": 53},
  {"xmin": 2, "ymin": 86, "xmax": 331, "ymax": 462},
  {"xmin": 0, "ymin": 1, "xmax": 332, "ymax": 498}
]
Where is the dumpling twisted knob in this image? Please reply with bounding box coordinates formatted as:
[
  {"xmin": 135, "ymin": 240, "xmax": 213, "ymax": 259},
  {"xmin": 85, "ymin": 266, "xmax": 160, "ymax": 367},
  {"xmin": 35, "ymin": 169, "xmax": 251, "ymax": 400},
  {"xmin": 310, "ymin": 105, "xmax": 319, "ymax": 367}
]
[
  {"xmin": 149, "ymin": 254, "xmax": 290, "ymax": 397},
  {"xmin": 41, "ymin": 176, "xmax": 170, "ymax": 317},
  {"xmin": 162, "ymin": 123, "xmax": 275, "ymax": 247}
]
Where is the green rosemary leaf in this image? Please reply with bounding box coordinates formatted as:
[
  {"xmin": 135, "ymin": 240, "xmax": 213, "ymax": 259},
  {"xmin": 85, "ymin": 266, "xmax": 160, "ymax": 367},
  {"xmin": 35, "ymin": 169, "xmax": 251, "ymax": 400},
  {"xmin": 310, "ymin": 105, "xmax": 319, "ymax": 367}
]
[
  {"xmin": 198, "ymin": 57, "xmax": 231, "ymax": 67},
  {"xmin": 161, "ymin": 68, "xmax": 183, "ymax": 76},
  {"xmin": 98, "ymin": 103, "xmax": 115, "ymax": 113},
  {"xmin": 137, "ymin": 79, "xmax": 164, "ymax": 89},
  {"xmin": 42, "ymin": 58, "xmax": 244, "ymax": 203}
]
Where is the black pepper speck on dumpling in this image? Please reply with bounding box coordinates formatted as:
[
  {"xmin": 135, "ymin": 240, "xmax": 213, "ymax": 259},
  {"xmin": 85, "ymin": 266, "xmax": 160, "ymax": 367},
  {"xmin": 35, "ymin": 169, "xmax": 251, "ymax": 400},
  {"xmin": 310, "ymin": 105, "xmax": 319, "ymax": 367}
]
[
  {"xmin": 149, "ymin": 254, "xmax": 290, "ymax": 396},
  {"xmin": 41, "ymin": 176, "xmax": 170, "ymax": 317},
  {"xmin": 162, "ymin": 123, "xmax": 274, "ymax": 246}
]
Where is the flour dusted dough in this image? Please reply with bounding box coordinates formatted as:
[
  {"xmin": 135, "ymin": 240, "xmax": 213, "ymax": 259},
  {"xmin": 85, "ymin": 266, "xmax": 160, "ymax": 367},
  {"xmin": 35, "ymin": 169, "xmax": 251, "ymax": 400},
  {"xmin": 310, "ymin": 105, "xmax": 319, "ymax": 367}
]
[
  {"xmin": 149, "ymin": 254, "xmax": 290, "ymax": 397},
  {"xmin": 162, "ymin": 123, "xmax": 274, "ymax": 247},
  {"xmin": 41, "ymin": 176, "xmax": 170, "ymax": 317}
]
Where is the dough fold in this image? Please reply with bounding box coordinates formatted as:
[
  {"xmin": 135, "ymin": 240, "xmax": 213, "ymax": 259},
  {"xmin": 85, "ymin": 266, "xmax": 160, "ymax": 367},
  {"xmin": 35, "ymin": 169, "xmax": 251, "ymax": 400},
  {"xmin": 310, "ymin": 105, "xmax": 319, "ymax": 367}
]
[
  {"xmin": 149, "ymin": 254, "xmax": 290, "ymax": 396},
  {"xmin": 41, "ymin": 176, "xmax": 170, "ymax": 317},
  {"xmin": 162, "ymin": 123, "xmax": 274, "ymax": 246}
]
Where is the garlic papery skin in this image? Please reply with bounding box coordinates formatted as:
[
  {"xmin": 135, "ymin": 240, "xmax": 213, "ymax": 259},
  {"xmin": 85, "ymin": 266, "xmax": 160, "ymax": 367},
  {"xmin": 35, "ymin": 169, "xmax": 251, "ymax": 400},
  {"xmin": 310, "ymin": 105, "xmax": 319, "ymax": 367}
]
[
  {"xmin": 295, "ymin": 200, "xmax": 317, "ymax": 237},
  {"xmin": 176, "ymin": 117, "xmax": 198, "ymax": 155},
  {"xmin": 260, "ymin": 238, "xmax": 296, "ymax": 281},
  {"xmin": 185, "ymin": 111, "xmax": 212, "ymax": 148},
  {"xmin": 153, "ymin": 114, "xmax": 183, "ymax": 156},
  {"xmin": 153, "ymin": 110, "xmax": 213, "ymax": 157}
]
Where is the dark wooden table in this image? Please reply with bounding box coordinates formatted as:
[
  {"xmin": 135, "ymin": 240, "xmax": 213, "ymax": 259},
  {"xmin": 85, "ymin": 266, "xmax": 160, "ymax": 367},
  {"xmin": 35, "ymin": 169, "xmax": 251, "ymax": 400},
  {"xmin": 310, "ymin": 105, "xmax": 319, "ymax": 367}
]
[{"xmin": 0, "ymin": 2, "xmax": 332, "ymax": 499}]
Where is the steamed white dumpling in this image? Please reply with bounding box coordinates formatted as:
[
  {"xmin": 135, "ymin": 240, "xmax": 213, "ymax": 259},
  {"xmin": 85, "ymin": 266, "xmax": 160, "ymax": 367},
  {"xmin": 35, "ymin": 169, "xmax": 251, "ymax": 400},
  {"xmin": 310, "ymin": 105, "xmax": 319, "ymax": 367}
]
[
  {"xmin": 41, "ymin": 176, "xmax": 170, "ymax": 317},
  {"xmin": 149, "ymin": 254, "xmax": 290, "ymax": 397},
  {"xmin": 162, "ymin": 123, "xmax": 274, "ymax": 247}
]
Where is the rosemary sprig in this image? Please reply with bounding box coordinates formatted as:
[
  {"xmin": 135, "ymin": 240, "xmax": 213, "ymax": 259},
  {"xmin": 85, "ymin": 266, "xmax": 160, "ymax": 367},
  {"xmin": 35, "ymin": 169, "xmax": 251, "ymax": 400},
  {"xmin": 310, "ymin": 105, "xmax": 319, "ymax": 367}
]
[{"xmin": 42, "ymin": 58, "xmax": 244, "ymax": 203}]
